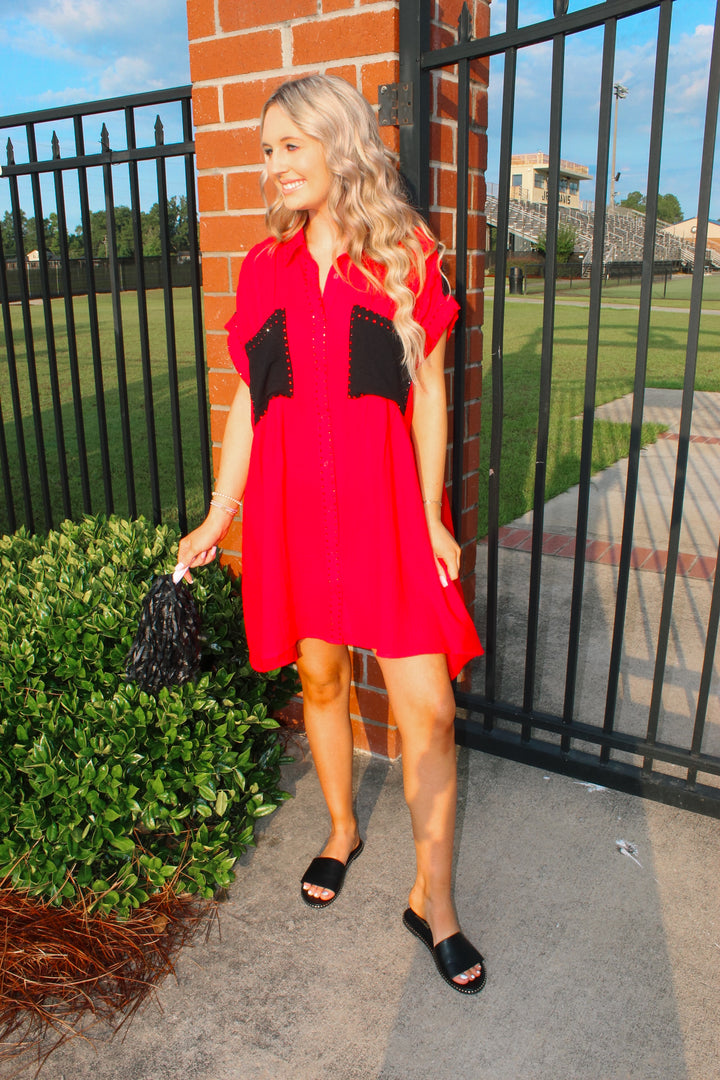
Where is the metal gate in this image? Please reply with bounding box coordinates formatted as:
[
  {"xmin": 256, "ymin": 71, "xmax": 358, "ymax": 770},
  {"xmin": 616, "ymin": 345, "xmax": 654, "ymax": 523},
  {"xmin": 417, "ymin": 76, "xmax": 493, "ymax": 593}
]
[
  {"xmin": 399, "ymin": 0, "xmax": 720, "ymax": 815},
  {"xmin": 0, "ymin": 87, "xmax": 211, "ymax": 537}
]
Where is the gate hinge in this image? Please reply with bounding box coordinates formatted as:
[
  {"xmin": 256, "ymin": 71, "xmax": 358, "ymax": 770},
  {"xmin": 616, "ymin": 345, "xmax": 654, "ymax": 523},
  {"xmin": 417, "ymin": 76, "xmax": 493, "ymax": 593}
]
[{"xmin": 378, "ymin": 83, "xmax": 413, "ymax": 126}]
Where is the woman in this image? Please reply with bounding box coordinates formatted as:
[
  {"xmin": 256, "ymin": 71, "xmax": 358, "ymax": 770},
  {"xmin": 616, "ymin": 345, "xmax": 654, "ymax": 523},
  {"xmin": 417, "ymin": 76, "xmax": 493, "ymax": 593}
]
[{"xmin": 177, "ymin": 74, "xmax": 485, "ymax": 994}]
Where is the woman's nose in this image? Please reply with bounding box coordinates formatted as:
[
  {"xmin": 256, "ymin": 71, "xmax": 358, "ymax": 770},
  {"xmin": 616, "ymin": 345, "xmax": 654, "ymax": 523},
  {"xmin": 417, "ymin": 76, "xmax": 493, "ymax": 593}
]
[{"xmin": 270, "ymin": 152, "xmax": 287, "ymax": 176}]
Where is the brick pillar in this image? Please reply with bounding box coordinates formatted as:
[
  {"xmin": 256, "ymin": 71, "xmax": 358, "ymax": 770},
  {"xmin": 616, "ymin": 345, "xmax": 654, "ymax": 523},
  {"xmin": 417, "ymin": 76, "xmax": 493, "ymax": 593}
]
[{"xmin": 186, "ymin": 0, "xmax": 487, "ymax": 759}]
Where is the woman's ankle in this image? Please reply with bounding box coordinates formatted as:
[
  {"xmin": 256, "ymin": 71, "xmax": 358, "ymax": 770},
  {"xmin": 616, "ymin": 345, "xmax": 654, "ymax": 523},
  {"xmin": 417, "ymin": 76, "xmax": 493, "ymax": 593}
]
[
  {"xmin": 328, "ymin": 819, "xmax": 359, "ymax": 841},
  {"xmin": 408, "ymin": 884, "xmax": 457, "ymax": 928}
]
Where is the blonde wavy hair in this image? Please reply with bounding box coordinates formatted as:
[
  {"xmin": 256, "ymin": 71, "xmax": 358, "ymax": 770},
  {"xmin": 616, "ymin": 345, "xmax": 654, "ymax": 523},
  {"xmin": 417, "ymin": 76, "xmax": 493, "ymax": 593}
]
[{"xmin": 260, "ymin": 74, "xmax": 441, "ymax": 379}]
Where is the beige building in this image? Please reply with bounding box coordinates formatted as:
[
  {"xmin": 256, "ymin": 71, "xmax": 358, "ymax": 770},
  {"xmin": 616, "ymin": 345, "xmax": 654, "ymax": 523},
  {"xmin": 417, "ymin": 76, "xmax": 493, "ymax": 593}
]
[
  {"xmin": 664, "ymin": 217, "xmax": 720, "ymax": 255},
  {"xmin": 510, "ymin": 153, "xmax": 591, "ymax": 209}
]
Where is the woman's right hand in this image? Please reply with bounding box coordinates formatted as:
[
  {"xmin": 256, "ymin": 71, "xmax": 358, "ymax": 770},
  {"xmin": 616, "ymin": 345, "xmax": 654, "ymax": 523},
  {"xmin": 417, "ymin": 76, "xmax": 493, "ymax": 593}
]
[{"xmin": 175, "ymin": 507, "xmax": 235, "ymax": 582}]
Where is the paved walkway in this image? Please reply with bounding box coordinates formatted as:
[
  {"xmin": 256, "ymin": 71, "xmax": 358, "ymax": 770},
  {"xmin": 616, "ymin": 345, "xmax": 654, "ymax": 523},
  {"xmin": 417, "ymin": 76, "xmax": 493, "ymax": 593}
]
[
  {"xmin": 499, "ymin": 389, "xmax": 720, "ymax": 580},
  {"xmin": 503, "ymin": 296, "xmax": 720, "ymax": 314},
  {"xmin": 485, "ymin": 287, "xmax": 720, "ymax": 315},
  {"xmin": 475, "ymin": 387, "xmax": 720, "ymax": 757}
]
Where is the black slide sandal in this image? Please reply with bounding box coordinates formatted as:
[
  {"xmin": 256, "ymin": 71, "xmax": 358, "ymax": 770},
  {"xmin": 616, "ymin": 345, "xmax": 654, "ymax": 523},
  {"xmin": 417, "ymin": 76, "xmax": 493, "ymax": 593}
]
[
  {"xmin": 403, "ymin": 906, "xmax": 486, "ymax": 994},
  {"xmin": 300, "ymin": 839, "xmax": 364, "ymax": 908}
]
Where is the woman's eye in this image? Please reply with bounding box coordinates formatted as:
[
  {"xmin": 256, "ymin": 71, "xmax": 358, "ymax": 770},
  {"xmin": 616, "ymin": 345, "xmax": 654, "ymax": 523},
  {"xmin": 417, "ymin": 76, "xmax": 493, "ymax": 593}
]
[
  {"xmin": 285, "ymin": 143, "xmax": 298, "ymax": 151},
  {"xmin": 263, "ymin": 147, "xmax": 272, "ymax": 158}
]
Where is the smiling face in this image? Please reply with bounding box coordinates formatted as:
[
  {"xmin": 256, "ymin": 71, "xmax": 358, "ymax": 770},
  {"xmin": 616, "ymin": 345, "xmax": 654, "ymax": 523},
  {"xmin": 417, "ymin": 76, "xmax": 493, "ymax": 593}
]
[{"xmin": 261, "ymin": 104, "xmax": 334, "ymax": 219}]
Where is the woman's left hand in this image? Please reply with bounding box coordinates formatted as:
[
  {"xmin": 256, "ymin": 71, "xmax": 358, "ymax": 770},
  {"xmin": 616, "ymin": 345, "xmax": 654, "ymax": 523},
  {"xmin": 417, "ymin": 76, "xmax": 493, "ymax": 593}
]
[{"xmin": 426, "ymin": 515, "xmax": 461, "ymax": 588}]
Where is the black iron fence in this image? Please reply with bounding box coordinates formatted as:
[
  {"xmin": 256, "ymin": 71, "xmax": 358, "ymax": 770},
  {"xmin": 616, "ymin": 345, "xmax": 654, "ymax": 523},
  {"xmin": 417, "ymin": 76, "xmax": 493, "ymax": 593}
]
[
  {"xmin": 399, "ymin": 0, "xmax": 720, "ymax": 815},
  {"xmin": 0, "ymin": 86, "xmax": 211, "ymax": 537}
]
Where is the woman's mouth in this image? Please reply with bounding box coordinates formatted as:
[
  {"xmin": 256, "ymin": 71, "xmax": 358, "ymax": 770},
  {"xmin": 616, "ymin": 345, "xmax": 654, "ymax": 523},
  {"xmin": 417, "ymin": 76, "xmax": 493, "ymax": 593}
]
[{"xmin": 281, "ymin": 179, "xmax": 305, "ymax": 193}]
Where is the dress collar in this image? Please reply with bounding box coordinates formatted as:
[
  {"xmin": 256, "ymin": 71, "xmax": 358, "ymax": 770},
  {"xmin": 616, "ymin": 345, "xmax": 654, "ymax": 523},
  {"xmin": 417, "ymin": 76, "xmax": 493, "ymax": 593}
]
[{"xmin": 278, "ymin": 227, "xmax": 356, "ymax": 281}]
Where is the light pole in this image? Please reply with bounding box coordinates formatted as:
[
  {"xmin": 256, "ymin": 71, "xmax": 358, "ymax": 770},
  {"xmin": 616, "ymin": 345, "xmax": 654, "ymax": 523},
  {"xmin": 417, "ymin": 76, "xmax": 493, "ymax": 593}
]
[{"xmin": 610, "ymin": 83, "xmax": 628, "ymax": 210}]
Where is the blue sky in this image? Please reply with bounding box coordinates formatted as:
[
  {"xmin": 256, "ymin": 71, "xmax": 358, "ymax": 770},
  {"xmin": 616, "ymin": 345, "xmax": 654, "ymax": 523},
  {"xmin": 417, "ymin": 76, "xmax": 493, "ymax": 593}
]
[
  {"xmin": 0, "ymin": 0, "xmax": 190, "ymax": 111},
  {"xmin": 489, "ymin": 0, "xmax": 718, "ymax": 221},
  {"xmin": 0, "ymin": 0, "xmax": 717, "ymax": 225}
]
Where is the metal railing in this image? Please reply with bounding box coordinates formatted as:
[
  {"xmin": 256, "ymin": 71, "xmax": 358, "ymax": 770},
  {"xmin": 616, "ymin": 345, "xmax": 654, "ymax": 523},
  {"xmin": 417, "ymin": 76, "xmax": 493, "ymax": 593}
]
[
  {"xmin": 399, "ymin": 0, "xmax": 720, "ymax": 816},
  {"xmin": 0, "ymin": 86, "xmax": 211, "ymax": 536}
]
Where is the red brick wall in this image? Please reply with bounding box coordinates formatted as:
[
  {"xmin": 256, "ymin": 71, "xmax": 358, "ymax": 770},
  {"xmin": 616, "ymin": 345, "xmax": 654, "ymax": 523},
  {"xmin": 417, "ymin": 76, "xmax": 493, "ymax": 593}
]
[{"xmin": 186, "ymin": 0, "xmax": 488, "ymax": 759}]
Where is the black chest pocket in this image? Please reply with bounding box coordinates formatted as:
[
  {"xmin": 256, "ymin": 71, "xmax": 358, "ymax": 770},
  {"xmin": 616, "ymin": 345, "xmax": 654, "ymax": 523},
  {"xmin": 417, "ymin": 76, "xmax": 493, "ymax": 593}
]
[
  {"xmin": 245, "ymin": 308, "xmax": 294, "ymax": 422},
  {"xmin": 348, "ymin": 305, "xmax": 410, "ymax": 414}
]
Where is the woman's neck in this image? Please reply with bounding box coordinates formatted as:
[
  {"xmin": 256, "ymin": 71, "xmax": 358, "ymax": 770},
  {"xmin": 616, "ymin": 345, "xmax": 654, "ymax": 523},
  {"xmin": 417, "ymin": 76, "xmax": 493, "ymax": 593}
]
[{"xmin": 305, "ymin": 208, "xmax": 343, "ymax": 254}]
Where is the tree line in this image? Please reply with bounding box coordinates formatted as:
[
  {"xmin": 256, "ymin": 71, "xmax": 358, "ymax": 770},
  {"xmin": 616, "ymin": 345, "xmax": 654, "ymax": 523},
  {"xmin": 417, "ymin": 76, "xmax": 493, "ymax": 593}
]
[
  {"xmin": 1, "ymin": 196, "xmax": 194, "ymax": 260},
  {"xmin": 619, "ymin": 191, "xmax": 683, "ymax": 223}
]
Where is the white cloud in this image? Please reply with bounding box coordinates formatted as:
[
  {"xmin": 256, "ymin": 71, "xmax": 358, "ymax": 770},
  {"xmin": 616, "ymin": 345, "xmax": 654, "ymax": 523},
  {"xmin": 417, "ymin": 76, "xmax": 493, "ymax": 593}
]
[
  {"xmin": 35, "ymin": 84, "xmax": 92, "ymax": 105},
  {"xmin": 490, "ymin": 1, "xmax": 507, "ymax": 33},
  {"xmin": 23, "ymin": 0, "xmax": 181, "ymax": 46},
  {"xmin": 1, "ymin": 0, "xmax": 189, "ymax": 101},
  {"xmin": 98, "ymin": 55, "xmax": 163, "ymax": 98},
  {"xmin": 665, "ymin": 24, "xmax": 714, "ymax": 117}
]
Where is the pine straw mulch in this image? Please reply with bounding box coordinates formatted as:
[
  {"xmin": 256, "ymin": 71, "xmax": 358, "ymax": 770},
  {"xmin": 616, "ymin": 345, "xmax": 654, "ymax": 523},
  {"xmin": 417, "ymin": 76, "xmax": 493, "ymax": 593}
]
[{"xmin": 0, "ymin": 881, "xmax": 217, "ymax": 1074}]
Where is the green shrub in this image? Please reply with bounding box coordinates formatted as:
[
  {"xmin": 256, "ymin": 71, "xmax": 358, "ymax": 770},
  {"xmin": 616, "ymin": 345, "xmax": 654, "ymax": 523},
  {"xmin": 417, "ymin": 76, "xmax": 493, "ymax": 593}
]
[{"xmin": 0, "ymin": 516, "xmax": 298, "ymax": 918}]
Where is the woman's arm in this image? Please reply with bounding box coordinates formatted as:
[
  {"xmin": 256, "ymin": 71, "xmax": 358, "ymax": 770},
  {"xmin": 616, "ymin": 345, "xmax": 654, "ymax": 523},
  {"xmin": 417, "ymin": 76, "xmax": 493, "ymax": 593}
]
[
  {"xmin": 176, "ymin": 378, "xmax": 253, "ymax": 578},
  {"xmin": 410, "ymin": 330, "xmax": 461, "ymax": 587}
]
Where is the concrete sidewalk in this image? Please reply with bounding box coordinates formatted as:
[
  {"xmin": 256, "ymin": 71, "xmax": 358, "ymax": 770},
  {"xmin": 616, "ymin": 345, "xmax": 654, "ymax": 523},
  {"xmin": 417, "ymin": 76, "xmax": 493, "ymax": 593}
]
[
  {"xmin": 24, "ymin": 748, "xmax": 720, "ymax": 1080},
  {"xmin": 14, "ymin": 388, "xmax": 720, "ymax": 1080}
]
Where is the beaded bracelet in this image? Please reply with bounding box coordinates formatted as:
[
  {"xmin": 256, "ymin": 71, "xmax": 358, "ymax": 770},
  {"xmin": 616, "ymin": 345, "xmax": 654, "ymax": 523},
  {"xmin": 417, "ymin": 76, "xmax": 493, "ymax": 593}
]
[
  {"xmin": 212, "ymin": 490, "xmax": 241, "ymax": 506},
  {"xmin": 422, "ymin": 498, "xmax": 443, "ymax": 507}
]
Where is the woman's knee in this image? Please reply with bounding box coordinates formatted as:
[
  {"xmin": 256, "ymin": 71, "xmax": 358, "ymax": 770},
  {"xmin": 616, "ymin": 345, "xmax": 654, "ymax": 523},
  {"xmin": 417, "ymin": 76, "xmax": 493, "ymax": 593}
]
[
  {"xmin": 296, "ymin": 641, "xmax": 350, "ymax": 707},
  {"xmin": 423, "ymin": 691, "xmax": 456, "ymax": 740},
  {"xmin": 398, "ymin": 684, "xmax": 457, "ymax": 747},
  {"xmin": 379, "ymin": 654, "xmax": 456, "ymax": 741}
]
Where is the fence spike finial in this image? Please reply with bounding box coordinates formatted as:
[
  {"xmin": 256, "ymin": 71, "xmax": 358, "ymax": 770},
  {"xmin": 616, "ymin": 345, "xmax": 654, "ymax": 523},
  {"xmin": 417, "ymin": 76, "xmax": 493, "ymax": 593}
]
[
  {"xmin": 553, "ymin": 0, "xmax": 569, "ymax": 15},
  {"xmin": 51, "ymin": 131, "xmax": 60, "ymax": 159},
  {"xmin": 459, "ymin": 1, "xmax": 472, "ymax": 40},
  {"xmin": 6, "ymin": 137, "xmax": 14, "ymax": 166},
  {"xmin": 100, "ymin": 122, "xmax": 110, "ymax": 152},
  {"xmin": 154, "ymin": 115, "xmax": 165, "ymax": 146}
]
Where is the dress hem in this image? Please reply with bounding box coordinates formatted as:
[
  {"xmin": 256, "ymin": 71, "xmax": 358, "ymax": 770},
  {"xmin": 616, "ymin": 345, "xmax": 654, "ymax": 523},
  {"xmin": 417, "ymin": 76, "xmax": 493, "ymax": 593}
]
[{"xmin": 249, "ymin": 636, "xmax": 483, "ymax": 682}]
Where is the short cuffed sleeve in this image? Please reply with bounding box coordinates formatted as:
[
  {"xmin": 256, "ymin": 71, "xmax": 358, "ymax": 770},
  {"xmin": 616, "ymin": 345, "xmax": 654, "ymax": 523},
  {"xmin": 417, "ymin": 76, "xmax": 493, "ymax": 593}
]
[
  {"xmin": 413, "ymin": 249, "xmax": 460, "ymax": 358},
  {"xmin": 225, "ymin": 245, "xmax": 269, "ymax": 384},
  {"xmin": 226, "ymin": 310, "xmax": 249, "ymax": 383}
]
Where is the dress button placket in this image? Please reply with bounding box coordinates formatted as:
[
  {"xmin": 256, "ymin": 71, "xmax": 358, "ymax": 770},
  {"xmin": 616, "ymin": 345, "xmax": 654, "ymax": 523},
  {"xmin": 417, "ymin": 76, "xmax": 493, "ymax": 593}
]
[{"xmin": 304, "ymin": 258, "xmax": 343, "ymax": 640}]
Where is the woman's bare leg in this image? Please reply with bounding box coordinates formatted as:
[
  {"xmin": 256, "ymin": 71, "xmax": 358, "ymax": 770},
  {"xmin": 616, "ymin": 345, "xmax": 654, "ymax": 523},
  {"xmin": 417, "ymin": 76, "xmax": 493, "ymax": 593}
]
[
  {"xmin": 296, "ymin": 637, "xmax": 360, "ymax": 901},
  {"xmin": 375, "ymin": 652, "xmax": 483, "ymax": 986}
]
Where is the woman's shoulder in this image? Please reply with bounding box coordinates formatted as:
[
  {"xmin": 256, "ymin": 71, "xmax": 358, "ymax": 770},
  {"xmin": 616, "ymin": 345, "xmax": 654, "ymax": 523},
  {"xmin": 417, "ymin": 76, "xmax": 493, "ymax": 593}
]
[
  {"xmin": 359, "ymin": 226, "xmax": 437, "ymax": 280},
  {"xmin": 241, "ymin": 231, "xmax": 306, "ymax": 276},
  {"xmin": 241, "ymin": 235, "xmax": 276, "ymax": 269}
]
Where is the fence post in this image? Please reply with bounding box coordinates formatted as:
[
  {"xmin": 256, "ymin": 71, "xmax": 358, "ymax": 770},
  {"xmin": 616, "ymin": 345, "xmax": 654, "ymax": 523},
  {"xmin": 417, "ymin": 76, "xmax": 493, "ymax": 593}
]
[{"xmin": 414, "ymin": 0, "xmax": 492, "ymax": 691}]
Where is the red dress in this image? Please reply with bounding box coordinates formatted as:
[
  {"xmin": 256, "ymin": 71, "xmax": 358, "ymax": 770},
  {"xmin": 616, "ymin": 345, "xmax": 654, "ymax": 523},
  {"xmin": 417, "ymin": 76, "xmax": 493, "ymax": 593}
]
[{"xmin": 225, "ymin": 229, "xmax": 483, "ymax": 677}]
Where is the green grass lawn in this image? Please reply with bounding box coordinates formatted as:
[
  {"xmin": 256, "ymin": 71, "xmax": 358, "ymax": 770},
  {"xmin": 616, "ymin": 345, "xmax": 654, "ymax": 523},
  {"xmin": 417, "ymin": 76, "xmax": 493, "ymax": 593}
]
[
  {"xmin": 478, "ymin": 296, "xmax": 720, "ymax": 536},
  {"xmin": 502, "ymin": 270, "xmax": 720, "ymax": 310},
  {"xmin": 1, "ymin": 287, "xmax": 208, "ymax": 536},
  {"xmin": 3, "ymin": 284, "xmax": 716, "ymax": 544}
]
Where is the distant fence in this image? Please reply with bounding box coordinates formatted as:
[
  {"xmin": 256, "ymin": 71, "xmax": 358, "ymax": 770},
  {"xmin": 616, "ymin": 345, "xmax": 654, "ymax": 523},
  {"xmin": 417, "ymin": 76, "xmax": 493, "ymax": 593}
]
[
  {"xmin": 486, "ymin": 254, "xmax": 680, "ymax": 295},
  {"xmin": 486, "ymin": 251, "xmax": 583, "ymax": 278},
  {"xmin": 2, "ymin": 255, "xmax": 197, "ymax": 302}
]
